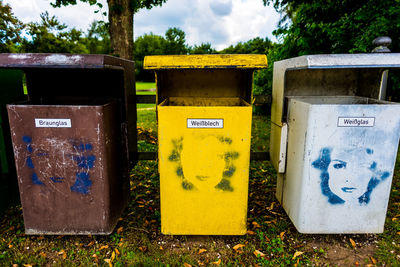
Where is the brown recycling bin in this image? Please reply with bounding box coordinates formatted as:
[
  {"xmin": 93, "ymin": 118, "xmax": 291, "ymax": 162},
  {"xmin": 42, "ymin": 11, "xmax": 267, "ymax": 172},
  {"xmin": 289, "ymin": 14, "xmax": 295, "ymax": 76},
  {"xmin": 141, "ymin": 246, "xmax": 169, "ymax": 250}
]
[
  {"xmin": 8, "ymin": 99, "xmax": 123, "ymax": 234},
  {"xmin": 2, "ymin": 54, "xmax": 137, "ymax": 234}
]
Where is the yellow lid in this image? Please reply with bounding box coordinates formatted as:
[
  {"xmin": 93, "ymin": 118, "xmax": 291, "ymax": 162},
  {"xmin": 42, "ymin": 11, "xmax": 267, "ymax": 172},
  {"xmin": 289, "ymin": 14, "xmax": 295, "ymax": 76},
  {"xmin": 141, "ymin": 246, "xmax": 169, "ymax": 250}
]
[{"xmin": 143, "ymin": 54, "xmax": 267, "ymax": 70}]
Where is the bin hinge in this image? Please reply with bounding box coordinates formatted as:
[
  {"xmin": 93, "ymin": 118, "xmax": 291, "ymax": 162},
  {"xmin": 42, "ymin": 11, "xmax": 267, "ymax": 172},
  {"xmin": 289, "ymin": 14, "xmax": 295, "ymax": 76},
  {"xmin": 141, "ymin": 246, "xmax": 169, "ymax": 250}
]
[{"xmin": 278, "ymin": 123, "xmax": 288, "ymax": 173}]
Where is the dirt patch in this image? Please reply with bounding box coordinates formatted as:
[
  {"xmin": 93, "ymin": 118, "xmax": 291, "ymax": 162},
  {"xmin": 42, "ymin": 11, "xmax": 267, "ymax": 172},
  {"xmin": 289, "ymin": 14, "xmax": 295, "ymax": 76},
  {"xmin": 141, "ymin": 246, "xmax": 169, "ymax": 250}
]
[{"xmin": 304, "ymin": 234, "xmax": 379, "ymax": 266}]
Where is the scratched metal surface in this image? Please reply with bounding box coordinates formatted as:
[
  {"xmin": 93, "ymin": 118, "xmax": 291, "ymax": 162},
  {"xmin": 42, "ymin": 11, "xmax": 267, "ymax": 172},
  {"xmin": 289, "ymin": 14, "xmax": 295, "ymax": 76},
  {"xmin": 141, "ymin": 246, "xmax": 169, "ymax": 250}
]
[{"xmin": 7, "ymin": 101, "xmax": 126, "ymax": 234}]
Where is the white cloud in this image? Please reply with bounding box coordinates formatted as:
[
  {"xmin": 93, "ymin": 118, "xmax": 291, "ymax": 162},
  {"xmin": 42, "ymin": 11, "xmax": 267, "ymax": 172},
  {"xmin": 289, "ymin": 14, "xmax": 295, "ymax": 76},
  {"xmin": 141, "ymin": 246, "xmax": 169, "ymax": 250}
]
[
  {"xmin": 135, "ymin": 0, "xmax": 280, "ymax": 50},
  {"xmin": 5, "ymin": 0, "xmax": 280, "ymax": 50},
  {"xmin": 4, "ymin": 0, "xmax": 107, "ymax": 31}
]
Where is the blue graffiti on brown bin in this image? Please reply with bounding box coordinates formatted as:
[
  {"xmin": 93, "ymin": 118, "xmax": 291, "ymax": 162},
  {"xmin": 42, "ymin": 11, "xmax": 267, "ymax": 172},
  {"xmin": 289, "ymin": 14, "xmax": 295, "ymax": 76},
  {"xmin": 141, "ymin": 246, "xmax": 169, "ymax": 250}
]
[
  {"xmin": 50, "ymin": 177, "xmax": 64, "ymax": 183},
  {"xmin": 312, "ymin": 147, "xmax": 390, "ymax": 205},
  {"xmin": 70, "ymin": 141, "xmax": 96, "ymax": 194},
  {"xmin": 71, "ymin": 172, "xmax": 92, "ymax": 194},
  {"xmin": 22, "ymin": 136, "xmax": 44, "ymax": 186}
]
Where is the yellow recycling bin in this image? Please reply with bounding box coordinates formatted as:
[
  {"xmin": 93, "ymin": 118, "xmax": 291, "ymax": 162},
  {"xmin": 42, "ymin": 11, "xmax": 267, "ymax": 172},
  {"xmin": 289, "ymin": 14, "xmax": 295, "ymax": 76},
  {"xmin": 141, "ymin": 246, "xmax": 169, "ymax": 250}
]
[{"xmin": 144, "ymin": 55, "xmax": 267, "ymax": 235}]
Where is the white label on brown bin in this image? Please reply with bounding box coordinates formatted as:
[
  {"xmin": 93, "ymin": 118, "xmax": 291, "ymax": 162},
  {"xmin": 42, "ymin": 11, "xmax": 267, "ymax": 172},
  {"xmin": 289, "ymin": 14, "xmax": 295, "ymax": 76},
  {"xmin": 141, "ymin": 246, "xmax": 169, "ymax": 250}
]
[
  {"xmin": 337, "ymin": 117, "xmax": 375, "ymax": 127},
  {"xmin": 187, "ymin": 119, "xmax": 223, "ymax": 128},
  {"xmin": 35, "ymin": 119, "xmax": 72, "ymax": 128}
]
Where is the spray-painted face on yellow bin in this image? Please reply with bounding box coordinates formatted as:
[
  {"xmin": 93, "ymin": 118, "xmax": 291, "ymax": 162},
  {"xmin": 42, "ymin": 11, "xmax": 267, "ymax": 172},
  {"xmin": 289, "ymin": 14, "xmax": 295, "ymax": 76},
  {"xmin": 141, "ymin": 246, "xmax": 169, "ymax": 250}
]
[
  {"xmin": 168, "ymin": 134, "xmax": 240, "ymax": 192},
  {"xmin": 181, "ymin": 135, "xmax": 226, "ymax": 191}
]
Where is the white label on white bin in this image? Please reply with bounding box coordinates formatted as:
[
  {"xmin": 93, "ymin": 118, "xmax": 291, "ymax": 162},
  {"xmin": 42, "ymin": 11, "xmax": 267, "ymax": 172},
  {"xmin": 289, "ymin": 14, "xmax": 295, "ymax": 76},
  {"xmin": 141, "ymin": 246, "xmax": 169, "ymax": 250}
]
[
  {"xmin": 337, "ymin": 117, "xmax": 375, "ymax": 127},
  {"xmin": 187, "ymin": 119, "xmax": 223, "ymax": 128},
  {"xmin": 35, "ymin": 119, "xmax": 71, "ymax": 128}
]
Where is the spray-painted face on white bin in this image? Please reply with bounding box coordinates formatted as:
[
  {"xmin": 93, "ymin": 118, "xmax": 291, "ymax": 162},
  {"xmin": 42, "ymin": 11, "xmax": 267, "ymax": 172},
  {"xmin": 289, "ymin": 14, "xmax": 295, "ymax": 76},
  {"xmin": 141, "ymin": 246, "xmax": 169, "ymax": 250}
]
[
  {"xmin": 327, "ymin": 148, "xmax": 374, "ymax": 202},
  {"xmin": 312, "ymin": 147, "xmax": 390, "ymax": 205}
]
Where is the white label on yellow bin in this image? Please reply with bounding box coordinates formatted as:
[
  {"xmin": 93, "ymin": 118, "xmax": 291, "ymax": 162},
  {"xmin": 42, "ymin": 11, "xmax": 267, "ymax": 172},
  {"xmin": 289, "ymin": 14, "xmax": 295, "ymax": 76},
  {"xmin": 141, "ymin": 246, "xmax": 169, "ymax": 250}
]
[
  {"xmin": 337, "ymin": 117, "xmax": 375, "ymax": 127},
  {"xmin": 187, "ymin": 119, "xmax": 223, "ymax": 129},
  {"xmin": 35, "ymin": 118, "xmax": 71, "ymax": 128}
]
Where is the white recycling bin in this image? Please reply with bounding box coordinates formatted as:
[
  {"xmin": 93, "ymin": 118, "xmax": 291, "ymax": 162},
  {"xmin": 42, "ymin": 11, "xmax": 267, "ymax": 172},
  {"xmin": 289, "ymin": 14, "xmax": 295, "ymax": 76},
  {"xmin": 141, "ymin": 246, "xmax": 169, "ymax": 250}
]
[
  {"xmin": 270, "ymin": 54, "xmax": 400, "ymax": 233},
  {"xmin": 284, "ymin": 96, "xmax": 400, "ymax": 233}
]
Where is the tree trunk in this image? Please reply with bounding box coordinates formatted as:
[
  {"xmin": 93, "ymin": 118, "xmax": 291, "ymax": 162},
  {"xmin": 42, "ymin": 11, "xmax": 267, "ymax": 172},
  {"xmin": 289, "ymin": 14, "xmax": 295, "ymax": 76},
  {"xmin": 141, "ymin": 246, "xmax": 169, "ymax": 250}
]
[{"xmin": 108, "ymin": 0, "xmax": 134, "ymax": 60}]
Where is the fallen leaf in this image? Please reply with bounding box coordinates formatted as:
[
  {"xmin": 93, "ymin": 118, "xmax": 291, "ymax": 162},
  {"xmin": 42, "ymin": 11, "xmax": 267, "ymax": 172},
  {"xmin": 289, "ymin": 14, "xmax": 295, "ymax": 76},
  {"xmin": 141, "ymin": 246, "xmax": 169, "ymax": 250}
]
[
  {"xmin": 139, "ymin": 246, "xmax": 147, "ymax": 252},
  {"xmin": 92, "ymin": 254, "xmax": 98, "ymax": 258},
  {"xmin": 111, "ymin": 251, "xmax": 116, "ymax": 262},
  {"xmin": 233, "ymin": 244, "xmax": 245, "ymax": 250},
  {"xmin": 183, "ymin": 263, "xmax": 192, "ymax": 267},
  {"xmin": 198, "ymin": 248, "xmax": 207, "ymax": 254},
  {"xmin": 280, "ymin": 231, "xmax": 285, "ymax": 240},
  {"xmin": 87, "ymin": 241, "xmax": 95, "ymax": 247},
  {"xmin": 349, "ymin": 238, "xmax": 356, "ymax": 248},
  {"xmin": 13, "ymin": 264, "xmax": 18, "ymax": 267},
  {"xmin": 254, "ymin": 250, "xmax": 265, "ymax": 257},
  {"xmin": 99, "ymin": 245, "xmax": 109, "ymax": 251},
  {"xmin": 23, "ymin": 265, "xmax": 33, "ymax": 267},
  {"xmin": 370, "ymin": 256, "xmax": 377, "ymax": 264},
  {"xmin": 39, "ymin": 251, "xmax": 46, "ymax": 257},
  {"xmin": 212, "ymin": 259, "xmax": 222, "ymax": 265},
  {"xmin": 293, "ymin": 251, "xmax": 304, "ymax": 259},
  {"xmin": 159, "ymin": 246, "xmax": 164, "ymax": 250},
  {"xmin": 355, "ymin": 261, "xmax": 359, "ymax": 266},
  {"xmin": 115, "ymin": 248, "xmax": 120, "ymax": 255},
  {"xmin": 8, "ymin": 244, "xmax": 13, "ymax": 248},
  {"xmin": 268, "ymin": 202, "xmax": 275, "ymax": 210},
  {"xmin": 392, "ymin": 217, "xmax": 398, "ymax": 221},
  {"xmin": 252, "ymin": 221, "xmax": 261, "ymax": 228},
  {"xmin": 37, "ymin": 236, "xmax": 44, "ymax": 240},
  {"xmin": 104, "ymin": 258, "xmax": 112, "ymax": 267},
  {"xmin": 246, "ymin": 230, "xmax": 256, "ymax": 235},
  {"xmin": 117, "ymin": 226, "xmax": 124, "ymax": 234},
  {"xmin": 63, "ymin": 252, "xmax": 67, "ymax": 260}
]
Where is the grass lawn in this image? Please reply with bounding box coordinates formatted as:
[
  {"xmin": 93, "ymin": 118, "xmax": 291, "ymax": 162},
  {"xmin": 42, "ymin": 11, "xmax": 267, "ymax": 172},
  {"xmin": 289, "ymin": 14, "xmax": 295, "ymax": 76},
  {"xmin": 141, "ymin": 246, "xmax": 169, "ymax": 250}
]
[
  {"xmin": 136, "ymin": 82, "xmax": 156, "ymax": 130},
  {"xmin": 136, "ymin": 82, "xmax": 156, "ymax": 91},
  {"xmin": 0, "ymin": 83, "xmax": 399, "ymax": 266}
]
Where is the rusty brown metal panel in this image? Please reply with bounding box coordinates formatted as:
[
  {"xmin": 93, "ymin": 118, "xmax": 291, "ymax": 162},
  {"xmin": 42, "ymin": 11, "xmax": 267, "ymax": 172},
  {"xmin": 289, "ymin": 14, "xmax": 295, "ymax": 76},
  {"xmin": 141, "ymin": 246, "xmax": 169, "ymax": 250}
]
[
  {"xmin": 0, "ymin": 53, "xmax": 137, "ymax": 168},
  {"xmin": 0, "ymin": 54, "xmax": 106, "ymax": 69},
  {"xmin": 7, "ymin": 100, "xmax": 125, "ymax": 234}
]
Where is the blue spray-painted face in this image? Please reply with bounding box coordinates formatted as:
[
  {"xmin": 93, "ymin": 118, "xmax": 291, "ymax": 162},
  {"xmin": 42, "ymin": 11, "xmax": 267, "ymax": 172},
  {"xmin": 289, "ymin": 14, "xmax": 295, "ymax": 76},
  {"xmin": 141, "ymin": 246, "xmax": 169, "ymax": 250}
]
[{"xmin": 312, "ymin": 147, "xmax": 390, "ymax": 205}]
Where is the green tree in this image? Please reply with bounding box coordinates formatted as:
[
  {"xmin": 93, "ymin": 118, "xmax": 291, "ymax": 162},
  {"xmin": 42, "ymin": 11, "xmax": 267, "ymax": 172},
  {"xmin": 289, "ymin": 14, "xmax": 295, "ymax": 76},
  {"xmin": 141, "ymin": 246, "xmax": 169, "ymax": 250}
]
[
  {"xmin": 164, "ymin": 27, "xmax": 187, "ymax": 55},
  {"xmin": 134, "ymin": 33, "xmax": 167, "ymax": 81},
  {"xmin": 189, "ymin": 43, "xmax": 216, "ymax": 54},
  {"xmin": 51, "ymin": 0, "xmax": 167, "ymax": 59},
  {"xmin": 220, "ymin": 37, "xmax": 272, "ymax": 54},
  {"xmin": 263, "ymin": 0, "xmax": 400, "ymax": 57},
  {"xmin": 21, "ymin": 11, "xmax": 88, "ymax": 53},
  {"xmin": 263, "ymin": 0, "xmax": 400, "ymax": 100},
  {"xmin": 0, "ymin": 0, "xmax": 24, "ymax": 52},
  {"xmin": 85, "ymin": 20, "xmax": 111, "ymax": 54}
]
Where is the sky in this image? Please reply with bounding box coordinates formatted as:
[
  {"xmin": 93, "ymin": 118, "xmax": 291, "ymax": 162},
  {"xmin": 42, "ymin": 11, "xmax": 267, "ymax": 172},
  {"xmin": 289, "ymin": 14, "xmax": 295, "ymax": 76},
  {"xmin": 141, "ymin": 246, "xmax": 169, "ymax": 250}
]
[{"xmin": 4, "ymin": 0, "xmax": 281, "ymax": 51}]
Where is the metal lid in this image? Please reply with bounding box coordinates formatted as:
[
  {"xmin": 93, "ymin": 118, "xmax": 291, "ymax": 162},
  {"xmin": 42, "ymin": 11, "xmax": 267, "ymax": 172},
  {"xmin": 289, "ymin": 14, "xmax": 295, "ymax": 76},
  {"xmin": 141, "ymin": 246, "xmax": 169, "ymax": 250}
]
[{"xmin": 143, "ymin": 54, "xmax": 268, "ymax": 70}]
